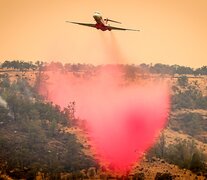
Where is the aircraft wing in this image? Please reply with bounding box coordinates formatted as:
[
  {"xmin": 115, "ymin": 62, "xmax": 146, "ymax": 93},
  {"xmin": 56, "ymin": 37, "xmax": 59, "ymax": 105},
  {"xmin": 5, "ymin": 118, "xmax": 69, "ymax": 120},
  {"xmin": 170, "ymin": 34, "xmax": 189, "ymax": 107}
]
[
  {"xmin": 66, "ymin": 21, "xmax": 96, "ymax": 28},
  {"xmin": 107, "ymin": 25, "xmax": 139, "ymax": 31}
]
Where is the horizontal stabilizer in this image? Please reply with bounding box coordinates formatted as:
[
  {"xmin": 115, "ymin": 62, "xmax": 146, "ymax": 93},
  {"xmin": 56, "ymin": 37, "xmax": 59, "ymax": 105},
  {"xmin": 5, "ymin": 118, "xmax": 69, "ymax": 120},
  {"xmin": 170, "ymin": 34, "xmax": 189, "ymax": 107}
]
[{"xmin": 104, "ymin": 18, "xmax": 121, "ymax": 24}]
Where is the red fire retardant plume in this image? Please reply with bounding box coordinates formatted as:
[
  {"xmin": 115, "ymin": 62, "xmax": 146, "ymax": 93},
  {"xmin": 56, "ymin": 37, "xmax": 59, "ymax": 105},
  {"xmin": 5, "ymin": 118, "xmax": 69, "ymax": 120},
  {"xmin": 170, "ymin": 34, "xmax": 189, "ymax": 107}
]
[{"xmin": 39, "ymin": 66, "xmax": 170, "ymax": 174}]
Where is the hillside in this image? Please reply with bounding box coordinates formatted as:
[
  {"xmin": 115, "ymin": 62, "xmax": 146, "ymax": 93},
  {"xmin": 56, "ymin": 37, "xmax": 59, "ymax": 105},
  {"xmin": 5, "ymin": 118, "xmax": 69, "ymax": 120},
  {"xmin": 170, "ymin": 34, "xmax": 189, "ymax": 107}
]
[{"xmin": 0, "ymin": 61, "xmax": 207, "ymax": 179}]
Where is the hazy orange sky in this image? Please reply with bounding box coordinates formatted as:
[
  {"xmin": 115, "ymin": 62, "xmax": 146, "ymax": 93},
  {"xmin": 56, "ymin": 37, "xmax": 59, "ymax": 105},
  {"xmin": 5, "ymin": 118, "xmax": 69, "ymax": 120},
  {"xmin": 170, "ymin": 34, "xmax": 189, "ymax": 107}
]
[{"xmin": 0, "ymin": 0, "xmax": 207, "ymax": 67}]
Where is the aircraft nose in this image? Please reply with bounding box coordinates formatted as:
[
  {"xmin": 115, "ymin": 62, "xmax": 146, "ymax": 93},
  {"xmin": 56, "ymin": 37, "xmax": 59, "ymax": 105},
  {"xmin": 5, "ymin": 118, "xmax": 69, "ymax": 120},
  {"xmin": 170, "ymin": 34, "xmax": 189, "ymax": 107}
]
[{"xmin": 93, "ymin": 14, "xmax": 101, "ymax": 21}]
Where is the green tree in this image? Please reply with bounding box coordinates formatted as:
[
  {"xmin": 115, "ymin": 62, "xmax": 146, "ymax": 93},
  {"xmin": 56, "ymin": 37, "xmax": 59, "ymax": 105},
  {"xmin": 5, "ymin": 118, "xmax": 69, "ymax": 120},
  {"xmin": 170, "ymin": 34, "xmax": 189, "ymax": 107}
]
[{"xmin": 177, "ymin": 75, "xmax": 188, "ymax": 87}]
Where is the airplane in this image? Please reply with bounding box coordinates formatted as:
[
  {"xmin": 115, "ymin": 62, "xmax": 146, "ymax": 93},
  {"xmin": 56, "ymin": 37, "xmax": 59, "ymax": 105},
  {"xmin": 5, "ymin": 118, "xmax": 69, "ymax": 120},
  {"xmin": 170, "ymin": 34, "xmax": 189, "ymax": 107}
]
[{"xmin": 66, "ymin": 12, "xmax": 139, "ymax": 31}]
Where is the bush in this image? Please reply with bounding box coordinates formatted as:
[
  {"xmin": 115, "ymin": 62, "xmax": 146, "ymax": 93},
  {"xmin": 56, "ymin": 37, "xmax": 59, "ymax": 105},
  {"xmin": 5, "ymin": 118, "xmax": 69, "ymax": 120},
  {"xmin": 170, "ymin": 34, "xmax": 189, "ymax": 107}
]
[
  {"xmin": 155, "ymin": 172, "xmax": 173, "ymax": 180},
  {"xmin": 165, "ymin": 139, "xmax": 206, "ymax": 172}
]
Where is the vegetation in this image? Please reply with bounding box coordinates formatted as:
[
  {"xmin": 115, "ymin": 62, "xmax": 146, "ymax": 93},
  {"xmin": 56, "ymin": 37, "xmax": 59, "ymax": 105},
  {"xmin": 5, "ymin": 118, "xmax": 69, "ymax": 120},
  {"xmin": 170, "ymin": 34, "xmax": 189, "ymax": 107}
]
[
  {"xmin": 0, "ymin": 60, "xmax": 207, "ymax": 178},
  {"xmin": 172, "ymin": 77, "xmax": 207, "ymax": 110},
  {"xmin": 1, "ymin": 60, "xmax": 37, "ymax": 71},
  {"xmin": 155, "ymin": 172, "xmax": 173, "ymax": 180},
  {"xmin": 169, "ymin": 112, "xmax": 205, "ymax": 136},
  {"xmin": 1, "ymin": 60, "xmax": 207, "ymax": 75},
  {"xmin": 0, "ymin": 74, "xmax": 97, "ymax": 179},
  {"xmin": 147, "ymin": 137, "xmax": 206, "ymax": 174}
]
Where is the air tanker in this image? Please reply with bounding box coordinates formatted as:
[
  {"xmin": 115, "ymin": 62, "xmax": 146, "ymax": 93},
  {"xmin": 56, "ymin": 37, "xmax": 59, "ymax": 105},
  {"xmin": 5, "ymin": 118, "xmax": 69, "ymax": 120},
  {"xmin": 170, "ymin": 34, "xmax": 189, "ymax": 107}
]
[{"xmin": 66, "ymin": 12, "xmax": 139, "ymax": 31}]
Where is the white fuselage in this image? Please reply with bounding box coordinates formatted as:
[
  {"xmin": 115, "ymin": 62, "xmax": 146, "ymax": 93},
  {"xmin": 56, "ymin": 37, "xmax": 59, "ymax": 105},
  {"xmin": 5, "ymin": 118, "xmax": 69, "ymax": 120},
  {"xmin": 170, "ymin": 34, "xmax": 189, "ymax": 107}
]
[{"xmin": 93, "ymin": 12, "xmax": 105, "ymax": 24}]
